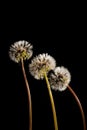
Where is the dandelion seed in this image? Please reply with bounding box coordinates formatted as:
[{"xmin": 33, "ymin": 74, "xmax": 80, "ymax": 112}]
[
  {"xmin": 49, "ymin": 66, "xmax": 71, "ymax": 91},
  {"xmin": 9, "ymin": 40, "xmax": 33, "ymax": 130},
  {"xmin": 29, "ymin": 53, "xmax": 56, "ymax": 79},
  {"xmin": 49, "ymin": 66, "xmax": 86, "ymax": 130},
  {"xmin": 9, "ymin": 40, "xmax": 33, "ymax": 63},
  {"xmin": 29, "ymin": 53, "xmax": 58, "ymax": 130}
]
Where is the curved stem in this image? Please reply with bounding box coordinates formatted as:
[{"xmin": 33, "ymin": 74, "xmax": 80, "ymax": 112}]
[
  {"xmin": 21, "ymin": 58, "xmax": 32, "ymax": 130},
  {"xmin": 44, "ymin": 72, "xmax": 58, "ymax": 130},
  {"xmin": 67, "ymin": 85, "xmax": 86, "ymax": 130}
]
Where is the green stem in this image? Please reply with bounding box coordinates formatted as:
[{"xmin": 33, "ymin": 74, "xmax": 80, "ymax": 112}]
[
  {"xmin": 68, "ymin": 86, "xmax": 86, "ymax": 130},
  {"xmin": 44, "ymin": 72, "xmax": 58, "ymax": 130},
  {"xmin": 21, "ymin": 58, "xmax": 32, "ymax": 130}
]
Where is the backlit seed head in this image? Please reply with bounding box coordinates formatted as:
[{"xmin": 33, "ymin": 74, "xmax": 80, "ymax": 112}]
[
  {"xmin": 9, "ymin": 40, "xmax": 33, "ymax": 63},
  {"xmin": 49, "ymin": 66, "xmax": 71, "ymax": 91},
  {"xmin": 29, "ymin": 53, "xmax": 56, "ymax": 79}
]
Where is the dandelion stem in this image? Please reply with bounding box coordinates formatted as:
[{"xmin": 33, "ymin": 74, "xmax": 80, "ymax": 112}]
[
  {"xmin": 44, "ymin": 72, "xmax": 58, "ymax": 130},
  {"xmin": 68, "ymin": 85, "xmax": 86, "ymax": 130},
  {"xmin": 21, "ymin": 58, "xmax": 32, "ymax": 130}
]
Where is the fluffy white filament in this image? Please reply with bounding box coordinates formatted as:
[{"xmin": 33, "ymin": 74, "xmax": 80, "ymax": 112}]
[
  {"xmin": 49, "ymin": 66, "xmax": 71, "ymax": 91},
  {"xmin": 9, "ymin": 40, "xmax": 33, "ymax": 63},
  {"xmin": 29, "ymin": 53, "xmax": 56, "ymax": 79}
]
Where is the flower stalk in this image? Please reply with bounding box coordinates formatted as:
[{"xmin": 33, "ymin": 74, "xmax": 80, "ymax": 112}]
[
  {"xmin": 67, "ymin": 85, "xmax": 86, "ymax": 130},
  {"xmin": 21, "ymin": 58, "xmax": 32, "ymax": 130},
  {"xmin": 44, "ymin": 72, "xmax": 58, "ymax": 130}
]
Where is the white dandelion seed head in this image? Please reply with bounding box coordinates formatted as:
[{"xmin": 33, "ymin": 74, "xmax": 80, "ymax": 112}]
[
  {"xmin": 9, "ymin": 40, "xmax": 33, "ymax": 63},
  {"xmin": 29, "ymin": 53, "xmax": 56, "ymax": 80},
  {"xmin": 49, "ymin": 66, "xmax": 71, "ymax": 91}
]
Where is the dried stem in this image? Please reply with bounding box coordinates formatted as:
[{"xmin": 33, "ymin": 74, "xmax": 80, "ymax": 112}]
[
  {"xmin": 21, "ymin": 58, "xmax": 32, "ymax": 130},
  {"xmin": 44, "ymin": 72, "xmax": 58, "ymax": 130},
  {"xmin": 67, "ymin": 85, "xmax": 86, "ymax": 130}
]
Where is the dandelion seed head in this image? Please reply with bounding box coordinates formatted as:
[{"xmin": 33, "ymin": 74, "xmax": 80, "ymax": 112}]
[
  {"xmin": 49, "ymin": 66, "xmax": 71, "ymax": 91},
  {"xmin": 9, "ymin": 40, "xmax": 33, "ymax": 63},
  {"xmin": 29, "ymin": 53, "xmax": 56, "ymax": 80}
]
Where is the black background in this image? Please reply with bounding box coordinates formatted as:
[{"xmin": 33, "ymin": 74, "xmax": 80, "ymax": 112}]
[{"xmin": 0, "ymin": 2, "xmax": 87, "ymax": 130}]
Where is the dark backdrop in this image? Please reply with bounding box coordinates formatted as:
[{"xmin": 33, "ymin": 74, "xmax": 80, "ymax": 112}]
[{"xmin": 0, "ymin": 3, "xmax": 87, "ymax": 130}]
